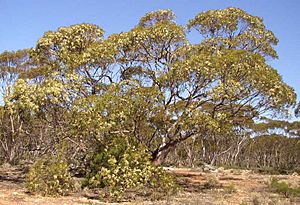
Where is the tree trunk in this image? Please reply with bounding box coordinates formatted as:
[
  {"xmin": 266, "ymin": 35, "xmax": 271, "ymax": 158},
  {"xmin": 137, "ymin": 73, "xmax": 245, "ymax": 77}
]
[
  {"xmin": 151, "ymin": 132, "xmax": 196, "ymax": 165},
  {"xmin": 152, "ymin": 148, "xmax": 171, "ymax": 166}
]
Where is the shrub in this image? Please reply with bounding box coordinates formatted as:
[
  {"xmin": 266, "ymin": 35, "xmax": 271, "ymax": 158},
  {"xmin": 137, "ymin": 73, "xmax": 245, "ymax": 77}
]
[
  {"xmin": 224, "ymin": 183, "xmax": 237, "ymax": 194},
  {"xmin": 84, "ymin": 136, "xmax": 177, "ymax": 200},
  {"xmin": 203, "ymin": 176, "xmax": 220, "ymax": 189},
  {"xmin": 269, "ymin": 177, "xmax": 300, "ymax": 198},
  {"xmin": 26, "ymin": 155, "xmax": 74, "ymax": 196}
]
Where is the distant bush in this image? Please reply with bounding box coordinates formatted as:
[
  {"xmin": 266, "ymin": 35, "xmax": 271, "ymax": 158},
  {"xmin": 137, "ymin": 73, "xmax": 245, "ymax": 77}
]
[
  {"xmin": 26, "ymin": 155, "xmax": 74, "ymax": 196},
  {"xmin": 224, "ymin": 183, "xmax": 237, "ymax": 194},
  {"xmin": 254, "ymin": 167, "xmax": 281, "ymax": 175},
  {"xmin": 269, "ymin": 177, "xmax": 300, "ymax": 198},
  {"xmin": 203, "ymin": 176, "xmax": 220, "ymax": 189},
  {"xmin": 83, "ymin": 136, "xmax": 177, "ymax": 201}
]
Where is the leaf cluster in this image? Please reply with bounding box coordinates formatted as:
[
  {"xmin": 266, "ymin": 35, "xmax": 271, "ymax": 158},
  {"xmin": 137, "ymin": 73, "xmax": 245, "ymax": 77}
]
[{"xmin": 26, "ymin": 155, "xmax": 74, "ymax": 196}]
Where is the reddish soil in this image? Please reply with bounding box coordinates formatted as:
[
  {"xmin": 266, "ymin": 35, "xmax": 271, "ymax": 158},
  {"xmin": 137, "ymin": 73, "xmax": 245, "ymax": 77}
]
[{"xmin": 0, "ymin": 166, "xmax": 299, "ymax": 205}]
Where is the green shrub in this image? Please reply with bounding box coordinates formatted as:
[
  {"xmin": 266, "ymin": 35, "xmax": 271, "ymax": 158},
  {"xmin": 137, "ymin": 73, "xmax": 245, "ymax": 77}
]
[
  {"xmin": 26, "ymin": 155, "xmax": 74, "ymax": 196},
  {"xmin": 84, "ymin": 136, "xmax": 177, "ymax": 200},
  {"xmin": 269, "ymin": 177, "xmax": 300, "ymax": 198},
  {"xmin": 224, "ymin": 183, "xmax": 237, "ymax": 194}
]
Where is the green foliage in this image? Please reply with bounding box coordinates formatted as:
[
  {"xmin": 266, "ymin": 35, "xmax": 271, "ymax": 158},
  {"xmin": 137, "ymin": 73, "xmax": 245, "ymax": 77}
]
[
  {"xmin": 26, "ymin": 155, "xmax": 74, "ymax": 196},
  {"xmin": 2, "ymin": 8, "xmax": 296, "ymax": 165},
  {"xmin": 84, "ymin": 136, "xmax": 177, "ymax": 200},
  {"xmin": 149, "ymin": 167, "xmax": 179, "ymax": 195},
  {"xmin": 188, "ymin": 7, "xmax": 278, "ymax": 59},
  {"xmin": 269, "ymin": 177, "xmax": 300, "ymax": 198},
  {"xmin": 0, "ymin": 49, "xmax": 29, "ymax": 89}
]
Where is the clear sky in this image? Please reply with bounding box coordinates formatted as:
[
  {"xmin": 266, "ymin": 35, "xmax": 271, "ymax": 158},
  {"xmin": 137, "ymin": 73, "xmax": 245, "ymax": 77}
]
[{"xmin": 0, "ymin": 0, "xmax": 299, "ymax": 102}]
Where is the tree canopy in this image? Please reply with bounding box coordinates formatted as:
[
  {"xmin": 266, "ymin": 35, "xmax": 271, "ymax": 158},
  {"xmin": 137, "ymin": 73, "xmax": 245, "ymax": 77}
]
[{"xmin": 0, "ymin": 8, "xmax": 297, "ymax": 167}]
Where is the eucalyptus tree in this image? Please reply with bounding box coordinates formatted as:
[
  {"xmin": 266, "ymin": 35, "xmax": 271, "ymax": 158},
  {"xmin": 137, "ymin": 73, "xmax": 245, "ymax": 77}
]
[
  {"xmin": 108, "ymin": 8, "xmax": 296, "ymax": 163},
  {"xmin": 1, "ymin": 8, "xmax": 296, "ymax": 165},
  {"xmin": 0, "ymin": 50, "xmax": 31, "ymax": 163}
]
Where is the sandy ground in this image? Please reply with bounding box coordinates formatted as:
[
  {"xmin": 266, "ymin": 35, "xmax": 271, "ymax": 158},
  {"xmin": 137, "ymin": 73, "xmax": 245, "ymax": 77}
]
[{"xmin": 0, "ymin": 166, "xmax": 299, "ymax": 205}]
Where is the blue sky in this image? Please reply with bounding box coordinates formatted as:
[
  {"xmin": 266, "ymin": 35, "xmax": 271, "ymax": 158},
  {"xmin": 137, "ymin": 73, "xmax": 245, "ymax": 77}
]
[{"xmin": 1, "ymin": 0, "xmax": 299, "ymax": 103}]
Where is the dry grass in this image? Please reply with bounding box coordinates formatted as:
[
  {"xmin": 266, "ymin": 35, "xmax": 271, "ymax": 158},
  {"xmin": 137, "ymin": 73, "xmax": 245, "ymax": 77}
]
[{"xmin": 0, "ymin": 166, "xmax": 299, "ymax": 205}]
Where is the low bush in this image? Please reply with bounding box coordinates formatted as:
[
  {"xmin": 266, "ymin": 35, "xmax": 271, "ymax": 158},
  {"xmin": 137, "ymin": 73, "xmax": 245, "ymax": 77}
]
[
  {"xmin": 269, "ymin": 177, "xmax": 300, "ymax": 198},
  {"xmin": 203, "ymin": 176, "xmax": 220, "ymax": 189},
  {"xmin": 26, "ymin": 155, "xmax": 74, "ymax": 196},
  {"xmin": 224, "ymin": 183, "xmax": 237, "ymax": 194},
  {"xmin": 83, "ymin": 136, "xmax": 177, "ymax": 201}
]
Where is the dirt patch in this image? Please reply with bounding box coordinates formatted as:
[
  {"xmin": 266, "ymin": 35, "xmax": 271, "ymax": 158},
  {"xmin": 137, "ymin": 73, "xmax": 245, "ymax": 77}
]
[{"xmin": 0, "ymin": 167, "xmax": 299, "ymax": 205}]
